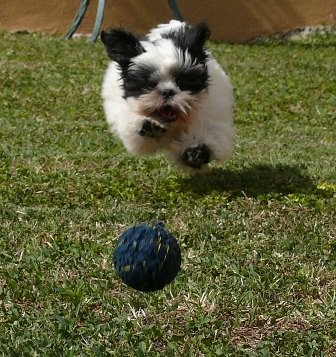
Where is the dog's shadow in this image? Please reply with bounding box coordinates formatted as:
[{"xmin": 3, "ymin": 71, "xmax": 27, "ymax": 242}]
[{"xmin": 180, "ymin": 163, "xmax": 317, "ymax": 198}]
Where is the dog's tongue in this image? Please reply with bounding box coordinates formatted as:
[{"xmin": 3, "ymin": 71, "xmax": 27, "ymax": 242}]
[{"xmin": 159, "ymin": 106, "xmax": 177, "ymax": 122}]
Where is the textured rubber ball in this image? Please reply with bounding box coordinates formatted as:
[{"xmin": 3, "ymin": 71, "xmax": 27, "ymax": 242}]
[{"xmin": 113, "ymin": 223, "xmax": 181, "ymax": 292}]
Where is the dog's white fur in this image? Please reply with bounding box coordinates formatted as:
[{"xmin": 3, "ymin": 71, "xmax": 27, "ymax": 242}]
[{"xmin": 102, "ymin": 20, "xmax": 234, "ymax": 168}]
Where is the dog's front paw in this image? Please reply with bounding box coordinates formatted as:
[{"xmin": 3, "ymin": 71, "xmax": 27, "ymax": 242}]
[
  {"xmin": 182, "ymin": 144, "xmax": 211, "ymax": 169},
  {"xmin": 139, "ymin": 120, "xmax": 166, "ymax": 138}
]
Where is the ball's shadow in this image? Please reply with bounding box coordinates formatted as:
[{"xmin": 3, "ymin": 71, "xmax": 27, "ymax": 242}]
[{"xmin": 180, "ymin": 163, "xmax": 316, "ymax": 198}]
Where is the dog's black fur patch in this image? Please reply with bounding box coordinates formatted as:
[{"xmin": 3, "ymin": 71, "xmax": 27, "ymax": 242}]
[
  {"xmin": 122, "ymin": 64, "xmax": 159, "ymax": 98},
  {"xmin": 171, "ymin": 65, "xmax": 209, "ymax": 94},
  {"xmin": 163, "ymin": 22, "xmax": 211, "ymax": 64}
]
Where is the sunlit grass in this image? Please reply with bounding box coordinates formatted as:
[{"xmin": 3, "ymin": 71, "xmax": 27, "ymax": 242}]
[{"xmin": 0, "ymin": 31, "xmax": 335, "ymax": 356}]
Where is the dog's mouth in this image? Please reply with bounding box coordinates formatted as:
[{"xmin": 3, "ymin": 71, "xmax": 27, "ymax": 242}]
[{"xmin": 156, "ymin": 105, "xmax": 179, "ymax": 123}]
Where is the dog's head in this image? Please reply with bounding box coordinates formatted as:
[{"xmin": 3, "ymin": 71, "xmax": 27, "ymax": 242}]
[{"xmin": 101, "ymin": 22, "xmax": 211, "ymax": 124}]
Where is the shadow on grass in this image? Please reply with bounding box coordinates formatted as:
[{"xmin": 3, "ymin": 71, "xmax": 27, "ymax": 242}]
[{"xmin": 180, "ymin": 163, "xmax": 316, "ymax": 198}]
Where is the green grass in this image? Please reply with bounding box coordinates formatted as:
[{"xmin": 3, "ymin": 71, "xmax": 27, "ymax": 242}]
[{"xmin": 0, "ymin": 30, "xmax": 335, "ymax": 356}]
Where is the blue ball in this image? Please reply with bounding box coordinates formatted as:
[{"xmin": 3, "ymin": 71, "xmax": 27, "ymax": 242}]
[{"xmin": 113, "ymin": 223, "xmax": 181, "ymax": 292}]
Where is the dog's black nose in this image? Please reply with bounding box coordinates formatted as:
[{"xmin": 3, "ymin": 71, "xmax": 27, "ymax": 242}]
[{"xmin": 161, "ymin": 89, "xmax": 176, "ymax": 99}]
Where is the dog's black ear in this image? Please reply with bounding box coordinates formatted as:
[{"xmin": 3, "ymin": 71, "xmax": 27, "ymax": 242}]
[
  {"xmin": 166, "ymin": 22, "xmax": 211, "ymax": 64},
  {"xmin": 101, "ymin": 28, "xmax": 145, "ymax": 70},
  {"xmin": 188, "ymin": 22, "xmax": 211, "ymax": 48},
  {"xmin": 184, "ymin": 22, "xmax": 211, "ymax": 63}
]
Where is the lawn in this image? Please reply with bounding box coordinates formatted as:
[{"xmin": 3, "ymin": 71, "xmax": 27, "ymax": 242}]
[{"xmin": 0, "ymin": 30, "xmax": 335, "ymax": 356}]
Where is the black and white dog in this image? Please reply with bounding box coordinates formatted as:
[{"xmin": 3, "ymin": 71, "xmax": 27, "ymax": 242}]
[{"xmin": 101, "ymin": 20, "xmax": 234, "ymax": 170}]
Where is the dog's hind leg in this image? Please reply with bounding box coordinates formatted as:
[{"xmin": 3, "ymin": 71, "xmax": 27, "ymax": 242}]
[{"xmin": 181, "ymin": 144, "xmax": 211, "ymax": 168}]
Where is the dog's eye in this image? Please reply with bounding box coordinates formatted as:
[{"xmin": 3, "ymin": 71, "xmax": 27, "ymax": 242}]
[
  {"xmin": 174, "ymin": 67, "xmax": 208, "ymax": 93},
  {"xmin": 147, "ymin": 76, "xmax": 158, "ymax": 90},
  {"xmin": 123, "ymin": 73, "xmax": 158, "ymax": 98},
  {"xmin": 123, "ymin": 64, "xmax": 159, "ymax": 97}
]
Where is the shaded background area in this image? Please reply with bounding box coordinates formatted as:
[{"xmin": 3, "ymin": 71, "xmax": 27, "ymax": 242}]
[{"xmin": 0, "ymin": 0, "xmax": 335, "ymax": 42}]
